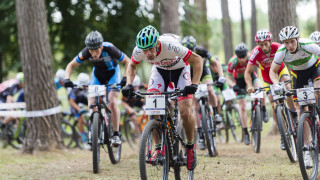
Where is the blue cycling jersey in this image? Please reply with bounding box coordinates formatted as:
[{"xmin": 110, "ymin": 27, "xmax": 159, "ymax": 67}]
[{"xmin": 75, "ymin": 42, "xmax": 124, "ymax": 71}]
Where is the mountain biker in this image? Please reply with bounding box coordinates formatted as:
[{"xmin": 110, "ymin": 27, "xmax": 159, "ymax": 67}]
[
  {"xmin": 0, "ymin": 72, "xmax": 25, "ymax": 127},
  {"xmin": 64, "ymin": 30, "xmax": 131, "ymax": 147},
  {"xmin": 310, "ymin": 31, "xmax": 320, "ymax": 46},
  {"xmin": 270, "ymin": 26, "xmax": 320, "ymax": 168},
  {"xmin": 68, "ymin": 73, "xmax": 90, "ymax": 148},
  {"xmin": 121, "ymin": 75, "xmax": 146, "ymax": 135},
  {"xmin": 55, "ymin": 69, "xmax": 66, "ymax": 90},
  {"xmin": 246, "ymin": 28, "xmax": 296, "ymax": 150},
  {"xmin": 181, "ymin": 35, "xmax": 225, "ymax": 150},
  {"xmin": 226, "ymin": 43, "xmax": 266, "ymax": 145},
  {"xmin": 122, "ymin": 25, "xmax": 203, "ymax": 171}
]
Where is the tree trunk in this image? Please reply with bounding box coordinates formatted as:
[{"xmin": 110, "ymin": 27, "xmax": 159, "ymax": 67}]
[
  {"xmin": 221, "ymin": 0, "xmax": 233, "ymax": 63},
  {"xmin": 194, "ymin": 0, "xmax": 209, "ymax": 49},
  {"xmin": 316, "ymin": 0, "xmax": 320, "ymax": 30},
  {"xmin": 160, "ymin": 0, "xmax": 180, "ymax": 35},
  {"xmin": 16, "ymin": 0, "xmax": 63, "ymax": 153},
  {"xmin": 240, "ymin": 0, "xmax": 246, "ymax": 44},
  {"xmin": 268, "ymin": 0, "xmax": 298, "ymax": 43},
  {"xmin": 251, "ymin": 0, "xmax": 257, "ymax": 49}
]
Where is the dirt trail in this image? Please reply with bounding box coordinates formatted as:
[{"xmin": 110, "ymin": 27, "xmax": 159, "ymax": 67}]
[{"xmin": 0, "ymin": 134, "xmax": 307, "ymax": 180}]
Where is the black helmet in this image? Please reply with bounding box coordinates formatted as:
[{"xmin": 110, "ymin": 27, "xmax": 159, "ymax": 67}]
[
  {"xmin": 181, "ymin": 36, "xmax": 197, "ymax": 51},
  {"xmin": 85, "ymin": 31, "xmax": 103, "ymax": 50},
  {"xmin": 235, "ymin": 43, "xmax": 248, "ymax": 58}
]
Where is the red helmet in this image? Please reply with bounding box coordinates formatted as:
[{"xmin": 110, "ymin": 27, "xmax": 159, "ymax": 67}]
[{"xmin": 255, "ymin": 29, "xmax": 272, "ymax": 42}]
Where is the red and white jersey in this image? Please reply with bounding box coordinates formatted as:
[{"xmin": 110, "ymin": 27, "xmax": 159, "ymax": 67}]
[
  {"xmin": 131, "ymin": 34, "xmax": 192, "ymax": 70},
  {"xmin": 249, "ymin": 42, "xmax": 281, "ymax": 71}
]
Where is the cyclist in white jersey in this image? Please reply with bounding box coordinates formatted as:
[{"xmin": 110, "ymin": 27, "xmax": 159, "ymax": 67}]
[
  {"xmin": 122, "ymin": 25, "xmax": 203, "ymax": 171},
  {"xmin": 270, "ymin": 26, "xmax": 320, "ymax": 168}
]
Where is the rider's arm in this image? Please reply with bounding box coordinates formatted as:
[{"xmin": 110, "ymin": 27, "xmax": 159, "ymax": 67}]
[
  {"xmin": 126, "ymin": 61, "xmax": 138, "ymax": 85},
  {"xmin": 6, "ymin": 95, "xmax": 14, "ymax": 103},
  {"xmin": 120, "ymin": 55, "xmax": 130, "ymax": 77},
  {"xmin": 121, "ymin": 100, "xmax": 136, "ymax": 115},
  {"xmin": 226, "ymin": 74, "xmax": 235, "ymax": 87},
  {"xmin": 186, "ymin": 52, "xmax": 203, "ymax": 84},
  {"xmin": 210, "ymin": 57, "xmax": 224, "ymax": 77},
  {"xmin": 244, "ymin": 64, "xmax": 254, "ymax": 89},
  {"xmin": 270, "ymin": 62, "xmax": 281, "ymax": 84},
  {"xmin": 226, "ymin": 60, "xmax": 235, "ymax": 87},
  {"xmin": 65, "ymin": 58, "xmax": 81, "ymax": 79},
  {"xmin": 69, "ymin": 98, "xmax": 80, "ymax": 112}
]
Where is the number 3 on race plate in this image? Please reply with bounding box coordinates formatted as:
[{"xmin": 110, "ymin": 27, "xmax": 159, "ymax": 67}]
[
  {"xmin": 145, "ymin": 95, "xmax": 166, "ymax": 115},
  {"xmin": 296, "ymin": 87, "xmax": 315, "ymax": 105}
]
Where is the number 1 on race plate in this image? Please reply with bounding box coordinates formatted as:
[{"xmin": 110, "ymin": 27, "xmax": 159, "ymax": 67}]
[
  {"xmin": 88, "ymin": 85, "xmax": 105, "ymax": 97},
  {"xmin": 145, "ymin": 95, "xmax": 166, "ymax": 115},
  {"xmin": 296, "ymin": 87, "xmax": 315, "ymax": 105}
]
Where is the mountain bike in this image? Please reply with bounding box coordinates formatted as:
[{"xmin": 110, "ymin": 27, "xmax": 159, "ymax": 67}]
[
  {"xmin": 270, "ymin": 80, "xmax": 297, "ymax": 163},
  {"xmin": 122, "ymin": 109, "xmax": 148, "ymax": 148},
  {"xmin": 0, "ymin": 117, "xmax": 26, "ymax": 149},
  {"xmin": 195, "ymin": 83, "xmax": 218, "ymax": 157},
  {"xmin": 61, "ymin": 110, "xmax": 90, "ymax": 150},
  {"xmin": 221, "ymin": 88, "xmax": 243, "ymax": 143},
  {"xmin": 136, "ymin": 89, "xmax": 194, "ymax": 180},
  {"xmin": 249, "ymin": 87, "xmax": 265, "ymax": 153},
  {"xmin": 74, "ymin": 83, "xmax": 122, "ymax": 173},
  {"xmin": 295, "ymin": 86, "xmax": 320, "ymax": 180}
]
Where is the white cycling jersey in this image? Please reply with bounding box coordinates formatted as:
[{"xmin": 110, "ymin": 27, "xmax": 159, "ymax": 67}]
[
  {"xmin": 274, "ymin": 38, "xmax": 320, "ymax": 70},
  {"xmin": 131, "ymin": 34, "xmax": 192, "ymax": 70}
]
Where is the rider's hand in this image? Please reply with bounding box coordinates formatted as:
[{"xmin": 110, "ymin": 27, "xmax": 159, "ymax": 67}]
[
  {"xmin": 122, "ymin": 84, "xmax": 134, "ymax": 97},
  {"xmin": 64, "ymin": 79, "xmax": 74, "ymax": 88},
  {"xmin": 183, "ymin": 84, "xmax": 198, "ymax": 95},
  {"xmin": 77, "ymin": 108, "xmax": 87, "ymax": 115},
  {"xmin": 120, "ymin": 77, "xmax": 127, "ymax": 88},
  {"xmin": 233, "ymin": 85, "xmax": 240, "ymax": 92},
  {"xmin": 247, "ymin": 86, "xmax": 255, "ymax": 93},
  {"xmin": 218, "ymin": 76, "xmax": 226, "ymax": 84},
  {"xmin": 273, "ymin": 84, "xmax": 282, "ymax": 92},
  {"xmin": 128, "ymin": 107, "xmax": 136, "ymax": 115}
]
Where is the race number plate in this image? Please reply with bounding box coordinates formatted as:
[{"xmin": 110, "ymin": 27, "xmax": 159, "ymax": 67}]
[
  {"xmin": 88, "ymin": 85, "xmax": 105, "ymax": 97},
  {"xmin": 145, "ymin": 95, "xmax": 166, "ymax": 115},
  {"xmin": 195, "ymin": 84, "xmax": 208, "ymax": 98},
  {"xmin": 270, "ymin": 85, "xmax": 283, "ymax": 100},
  {"xmin": 296, "ymin": 87, "xmax": 315, "ymax": 105},
  {"xmin": 250, "ymin": 91, "xmax": 264, "ymax": 99},
  {"xmin": 222, "ymin": 89, "xmax": 236, "ymax": 101}
]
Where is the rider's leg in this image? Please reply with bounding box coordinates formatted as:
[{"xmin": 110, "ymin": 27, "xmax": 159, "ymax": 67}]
[
  {"xmin": 238, "ymin": 98, "xmax": 247, "ymax": 130},
  {"xmin": 78, "ymin": 115, "xmax": 85, "ymax": 133},
  {"xmin": 109, "ymin": 91, "xmax": 120, "ymax": 133},
  {"xmin": 253, "ymin": 79, "xmax": 268, "ymax": 122},
  {"xmin": 179, "ymin": 98, "xmax": 195, "ymax": 142}
]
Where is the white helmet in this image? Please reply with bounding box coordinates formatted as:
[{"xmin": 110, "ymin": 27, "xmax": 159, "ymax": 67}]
[
  {"xmin": 76, "ymin": 73, "xmax": 90, "ymax": 85},
  {"xmin": 255, "ymin": 29, "xmax": 272, "ymax": 42},
  {"xmin": 310, "ymin": 31, "xmax": 320, "ymax": 43},
  {"xmin": 132, "ymin": 75, "xmax": 141, "ymax": 87},
  {"xmin": 279, "ymin": 26, "xmax": 300, "ymax": 42},
  {"xmin": 55, "ymin": 69, "xmax": 66, "ymax": 80}
]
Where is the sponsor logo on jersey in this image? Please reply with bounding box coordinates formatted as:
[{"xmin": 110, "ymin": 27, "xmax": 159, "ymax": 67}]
[{"xmin": 168, "ymin": 44, "xmax": 180, "ymax": 53}]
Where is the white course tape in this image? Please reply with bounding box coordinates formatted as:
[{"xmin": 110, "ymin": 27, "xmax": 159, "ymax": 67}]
[
  {"xmin": 0, "ymin": 106, "xmax": 61, "ymax": 117},
  {"xmin": 0, "ymin": 102, "xmax": 26, "ymax": 109}
]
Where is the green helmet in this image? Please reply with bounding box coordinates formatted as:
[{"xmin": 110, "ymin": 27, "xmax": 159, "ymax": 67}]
[
  {"xmin": 136, "ymin": 25, "xmax": 159, "ymax": 50},
  {"xmin": 16, "ymin": 72, "xmax": 24, "ymax": 83}
]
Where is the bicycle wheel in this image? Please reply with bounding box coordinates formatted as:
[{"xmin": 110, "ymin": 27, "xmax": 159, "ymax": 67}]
[
  {"xmin": 276, "ymin": 105, "xmax": 297, "ymax": 163},
  {"xmin": 200, "ymin": 105, "xmax": 217, "ymax": 157},
  {"xmin": 92, "ymin": 112, "xmax": 101, "ymax": 173},
  {"xmin": 216, "ymin": 115, "xmax": 226, "ymax": 144},
  {"xmin": 106, "ymin": 113, "xmax": 122, "ymax": 164},
  {"xmin": 297, "ymin": 113, "xmax": 319, "ymax": 180},
  {"xmin": 226, "ymin": 106, "xmax": 243, "ymax": 143},
  {"xmin": 124, "ymin": 119, "xmax": 137, "ymax": 147},
  {"xmin": 61, "ymin": 118, "xmax": 75, "ymax": 148},
  {"xmin": 139, "ymin": 119, "xmax": 169, "ymax": 180},
  {"xmin": 252, "ymin": 105, "xmax": 261, "ymax": 153}
]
